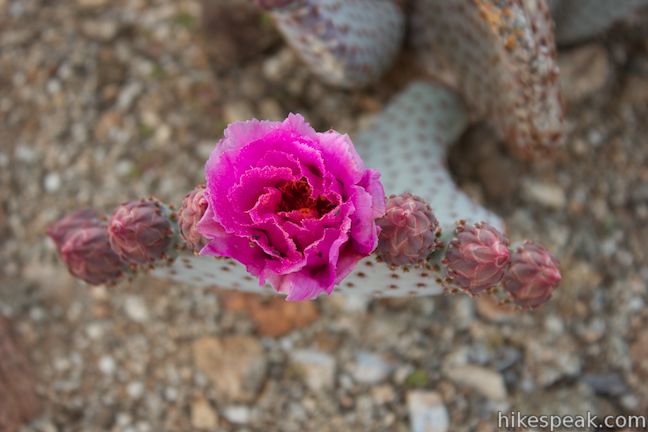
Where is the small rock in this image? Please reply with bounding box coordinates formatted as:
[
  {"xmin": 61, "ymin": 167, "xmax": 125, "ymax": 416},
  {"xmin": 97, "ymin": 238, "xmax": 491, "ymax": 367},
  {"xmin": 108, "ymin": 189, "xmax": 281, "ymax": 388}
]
[
  {"xmin": 559, "ymin": 44, "xmax": 610, "ymax": 104},
  {"xmin": 44, "ymin": 172, "xmax": 61, "ymax": 192},
  {"xmin": 81, "ymin": 20, "xmax": 119, "ymax": 41},
  {"xmin": 192, "ymin": 335, "xmax": 267, "ymax": 401},
  {"xmin": 290, "ymin": 349, "xmax": 336, "ymax": 391},
  {"xmin": 224, "ymin": 100, "xmax": 255, "ymax": 123},
  {"xmin": 116, "ymin": 82, "xmax": 142, "ymax": 111},
  {"xmin": 222, "ymin": 405, "xmax": 250, "ymax": 424},
  {"xmin": 191, "ymin": 397, "xmax": 219, "ymax": 430},
  {"xmin": 98, "ymin": 356, "xmax": 116, "ymax": 375},
  {"xmin": 219, "ymin": 292, "xmax": 319, "ymax": 337},
  {"xmin": 124, "ymin": 296, "xmax": 149, "ymax": 322},
  {"xmin": 582, "ymin": 373, "xmax": 629, "ymax": 398},
  {"xmin": 522, "ymin": 179, "xmax": 566, "ymax": 209},
  {"xmin": 351, "ymin": 352, "xmax": 392, "ymax": 384},
  {"xmin": 407, "ymin": 391, "xmax": 449, "ymax": 432},
  {"xmin": 444, "ymin": 365, "xmax": 507, "ymax": 401},
  {"xmin": 127, "ymin": 382, "xmax": 145, "ymax": 399},
  {"xmin": 77, "ymin": 0, "xmax": 108, "ymax": 7},
  {"xmin": 475, "ymin": 296, "xmax": 516, "ymax": 323}
]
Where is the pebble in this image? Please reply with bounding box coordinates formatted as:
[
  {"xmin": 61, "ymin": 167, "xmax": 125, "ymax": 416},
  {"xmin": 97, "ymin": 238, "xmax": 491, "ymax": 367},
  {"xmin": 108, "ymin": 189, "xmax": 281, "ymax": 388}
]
[
  {"xmin": 224, "ymin": 101, "xmax": 255, "ymax": 123},
  {"xmin": 559, "ymin": 44, "xmax": 610, "ymax": 103},
  {"xmin": 191, "ymin": 397, "xmax": 219, "ymax": 430},
  {"xmin": 44, "ymin": 172, "xmax": 61, "ymax": 192},
  {"xmin": 127, "ymin": 381, "xmax": 145, "ymax": 399},
  {"xmin": 522, "ymin": 179, "xmax": 567, "ymax": 209},
  {"xmin": 124, "ymin": 296, "xmax": 150, "ymax": 323},
  {"xmin": 444, "ymin": 365, "xmax": 507, "ymax": 401},
  {"xmin": 407, "ymin": 391, "xmax": 449, "ymax": 432},
  {"xmin": 192, "ymin": 336, "xmax": 267, "ymax": 401},
  {"xmin": 222, "ymin": 405, "xmax": 251, "ymax": 424},
  {"xmin": 350, "ymin": 352, "xmax": 392, "ymax": 384},
  {"xmin": 98, "ymin": 356, "xmax": 116, "ymax": 375},
  {"xmin": 290, "ymin": 349, "xmax": 336, "ymax": 391}
]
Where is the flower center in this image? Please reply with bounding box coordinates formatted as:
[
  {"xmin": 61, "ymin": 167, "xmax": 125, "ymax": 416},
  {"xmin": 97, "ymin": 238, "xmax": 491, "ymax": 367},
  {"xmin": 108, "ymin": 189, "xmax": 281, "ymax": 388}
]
[{"xmin": 278, "ymin": 177, "xmax": 335, "ymax": 218}]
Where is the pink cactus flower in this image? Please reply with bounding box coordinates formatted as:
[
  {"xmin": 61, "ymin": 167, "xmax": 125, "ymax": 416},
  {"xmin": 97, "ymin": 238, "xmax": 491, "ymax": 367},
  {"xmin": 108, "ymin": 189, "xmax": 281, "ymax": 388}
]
[
  {"xmin": 108, "ymin": 199, "xmax": 175, "ymax": 265},
  {"xmin": 197, "ymin": 114, "xmax": 385, "ymax": 300},
  {"xmin": 502, "ymin": 241, "xmax": 561, "ymax": 308},
  {"xmin": 443, "ymin": 222, "xmax": 511, "ymax": 294},
  {"xmin": 178, "ymin": 185, "xmax": 208, "ymax": 252},
  {"xmin": 376, "ymin": 193, "xmax": 441, "ymax": 266},
  {"xmin": 48, "ymin": 215, "xmax": 125, "ymax": 285}
]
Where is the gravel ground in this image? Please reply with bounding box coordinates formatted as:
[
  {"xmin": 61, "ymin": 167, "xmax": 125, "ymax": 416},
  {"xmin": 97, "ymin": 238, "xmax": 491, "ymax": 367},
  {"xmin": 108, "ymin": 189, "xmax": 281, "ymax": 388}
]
[{"xmin": 1, "ymin": 1, "xmax": 648, "ymax": 431}]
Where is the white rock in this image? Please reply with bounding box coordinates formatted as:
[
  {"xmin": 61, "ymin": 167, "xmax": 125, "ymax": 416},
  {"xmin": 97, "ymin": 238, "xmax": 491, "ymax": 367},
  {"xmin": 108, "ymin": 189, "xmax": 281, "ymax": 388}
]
[
  {"xmin": 290, "ymin": 349, "xmax": 336, "ymax": 391},
  {"xmin": 99, "ymin": 356, "xmax": 116, "ymax": 375},
  {"xmin": 522, "ymin": 179, "xmax": 566, "ymax": 209},
  {"xmin": 127, "ymin": 381, "xmax": 145, "ymax": 399},
  {"xmin": 351, "ymin": 352, "xmax": 392, "ymax": 384},
  {"xmin": 124, "ymin": 296, "xmax": 149, "ymax": 322},
  {"xmin": 407, "ymin": 391, "xmax": 449, "ymax": 432},
  {"xmin": 444, "ymin": 364, "xmax": 507, "ymax": 401},
  {"xmin": 44, "ymin": 172, "xmax": 61, "ymax": 192},
  {"xmin": 223, "ymin": 405, "xmax": 250, "ymax": 424}
]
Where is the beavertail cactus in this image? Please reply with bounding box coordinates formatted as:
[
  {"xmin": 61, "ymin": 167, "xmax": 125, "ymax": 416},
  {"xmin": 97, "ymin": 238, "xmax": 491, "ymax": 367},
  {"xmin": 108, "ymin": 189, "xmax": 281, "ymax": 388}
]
[
  {"xmin": 443, "ymin": 222, "xmax": 511, "ymax": 294},
  {"xmin": 260, "ymin": 0, "xmax": 404, "ymax": 87},
  {"xmin": 178, "ymin": 185, "xmax": 208, "ymax": 252},
  {"xmin": 108, "ymin": 198, "xmax": 177, "ymax": 265},
  {"xmin": 49, "ymin": 216, "xmax": 126, "ymax": 285},
  {"xmin": 376, "ymin": 193, "xmax": 441, "ymax": 267},
  {"xmin": 502, "ymin": 241, "xmax": 561, "ymax": 308},
  {"xmin": 412, "ymin": 0, "xmax": 563, "ymax": 155}
]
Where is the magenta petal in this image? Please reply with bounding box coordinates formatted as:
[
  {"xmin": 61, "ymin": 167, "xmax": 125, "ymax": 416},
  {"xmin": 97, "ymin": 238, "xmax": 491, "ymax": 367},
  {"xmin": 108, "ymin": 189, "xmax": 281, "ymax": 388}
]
[{"xmin": 229, "ymin": 166, "xmax": 293, "ymax": 215}]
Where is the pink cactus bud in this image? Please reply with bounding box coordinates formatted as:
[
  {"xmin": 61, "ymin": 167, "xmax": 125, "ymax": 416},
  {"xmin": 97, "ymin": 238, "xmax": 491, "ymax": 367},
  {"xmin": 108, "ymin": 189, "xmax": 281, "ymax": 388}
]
[
  {"xmin": 59, "ymin": 225, "xmax": 125, "ymax": 285},
  {"xmin": 47, "ymin": 209, "xmax": 102, "ymax": 249},
  {"xmin": 443, "ymin": 222, "xmax": 511, "ymax": 294},
  {"xmin": 502, "ymin": 241, "xmax": 561, "ymax": 308},
  {"xmin": 108, "ymin": 199, "xmax": 175, "ymax": 265},
  {"xmin": 178, "ymin": 185, "xmax": 208, "ymax": 251},
  {"xmin": 375, "ymin": 193, "xmax": 441, "ymax": 266}
]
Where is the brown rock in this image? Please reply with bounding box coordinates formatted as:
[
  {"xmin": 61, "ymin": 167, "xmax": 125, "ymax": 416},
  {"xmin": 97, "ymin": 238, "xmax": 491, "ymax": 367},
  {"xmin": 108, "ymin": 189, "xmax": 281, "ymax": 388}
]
[
  {"xmin": 190, "ymin": 397, "xmax": 219, "ymax": 430},
  {"xmin": 200, "ymin": 0, "xmax": 281, "ymax": 73},
  {"xmin": 559, "ymin": 44, "xmax": 610, "ymax": 104},
  {"xmin": 192, "ymin": 335, "xmax": 267, "ymax": 401},
  {"xmin": 0, "ymin": 316, "xmax": 41, "ymax": 432},
  {"xmin": 220, "ymin": 292, "xmax": 320, "ymax": 337}
]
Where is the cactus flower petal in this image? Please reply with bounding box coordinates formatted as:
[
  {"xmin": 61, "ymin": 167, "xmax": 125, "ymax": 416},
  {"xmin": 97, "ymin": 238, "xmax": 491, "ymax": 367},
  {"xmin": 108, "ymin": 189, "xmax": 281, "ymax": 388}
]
[
  {"xmin": 502, "ymin": 241, "xmax": 561, "ymax": 308},
  {"xmin": 178, "ymin": 185, "xmax": 208, "ymax": 251}
]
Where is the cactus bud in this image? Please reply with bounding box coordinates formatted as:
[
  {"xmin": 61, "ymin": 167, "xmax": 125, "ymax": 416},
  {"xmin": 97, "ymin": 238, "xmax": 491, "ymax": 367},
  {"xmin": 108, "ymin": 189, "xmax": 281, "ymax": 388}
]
[
  {"xmin": 108, "ymin": 199, "xmax": 176, "ymax": 265},
  {"xmin": 502, "ymin": 241, "xmax": 561, "ymax": 308},
  {"xmin": 443, "ymin": 222, "xmax": 511, "ymax": 294},
  {"xmin": 47, "ymin": 209, "xmax": 102, "ymax": 249},
  {"xmin": 375, "ymin": 193, "xmax": 441, "ymax": 266},
  {"xmin": 178, "ymin": 185, "xmax": 208, "ymax": 251},
  {"xmin": 59, "ymin": 224, "xmax": 125, "ymax": 285}
]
